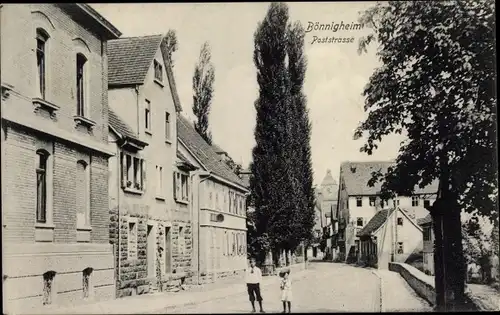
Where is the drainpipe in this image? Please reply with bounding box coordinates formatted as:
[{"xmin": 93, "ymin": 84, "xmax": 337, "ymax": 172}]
[
  {"xmin": 134, "ymin": 85, "xmax": 140, "ymax": 136},
  {"xmin": 109, "ymin": 139, "xmax": 126, "ymax": 295},
  {"xmin": 189, "ymin": 170, "xmax": 211, "ymax": 285}
]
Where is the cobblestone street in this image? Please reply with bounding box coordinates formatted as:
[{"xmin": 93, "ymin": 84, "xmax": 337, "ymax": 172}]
[{"xmin": 162, "ymin": 262, "xmax": 430, "ymax": 314}]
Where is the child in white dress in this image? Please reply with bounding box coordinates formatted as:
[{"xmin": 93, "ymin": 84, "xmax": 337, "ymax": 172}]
[{"xmin": 280, "ymin": 270, "xmax": 292, "ymax": 313}]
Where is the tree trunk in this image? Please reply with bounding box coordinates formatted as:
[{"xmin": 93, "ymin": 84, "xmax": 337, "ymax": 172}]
[
  {"xmin": 432, "ymin": 206, "xmax": 446, "ymax": 311},
  {"xmin": 433, "ymin": 193, "xmax": 469, "ymax": 311}
]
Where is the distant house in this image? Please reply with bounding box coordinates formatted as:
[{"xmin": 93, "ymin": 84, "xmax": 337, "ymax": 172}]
[
  {"xmin": 357, "ymin": 207, "xmax": 423, "ymax": 269},
  {"xmin": 336, "ymin": 161, "xmax": 438, "ymax": 263},
  {"xmin": 177, "ymin": 115, "xmax": 249, "ymax": 284},
  {"xmin": 418, "ymin": 214, "xmax": 434, "ymax": 275}
]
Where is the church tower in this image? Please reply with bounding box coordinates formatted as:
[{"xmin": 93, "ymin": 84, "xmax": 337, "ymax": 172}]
[{"xmin": 320, "ymin": 169, "xmax": 339, "ymax": 224}]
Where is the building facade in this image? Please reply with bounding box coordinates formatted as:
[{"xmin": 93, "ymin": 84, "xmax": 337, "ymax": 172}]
[
  {"xmin": 418, "ymin": 214, "xmax": 434, "ymax": 275},
  {"xmin": 357, "ymin": 207, "xmax": 424, "ymax": 269},
  {"xmin": 336, "ymin": 161, "xmax": 438, "ymax": 262},
  {"xmin": 177, "ymin": 115, "xmax": 249, "ymax": 284},
  {"xmin": 106, "ymin": 34, "xmax": 192, "ymax": 296},
  {"xmin": 1, "ymin": 4, "xmax": 121, "ymax": 312}
]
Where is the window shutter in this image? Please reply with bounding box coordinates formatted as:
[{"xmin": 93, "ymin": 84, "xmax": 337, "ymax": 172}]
[
  {"xmin": 121, "ymin": 152, "xmax": 127, "ymax": 188},
  {"xmin": 141, "ymin": 160, "xmax": 146, "ymax": 191},
  {"xmin": 173, "ymin": 172, "xmax": 177, "ymax": 199}
]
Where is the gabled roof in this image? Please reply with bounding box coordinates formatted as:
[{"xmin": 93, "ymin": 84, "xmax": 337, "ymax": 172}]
[
  {"xmin": 108, "ymin": 34, "xmax": 163, "ymax": 86},
  {"xmin": 418, "ymin": 213, "xmax": 433, "ymax": 226},
  {"xmin": 340, "ymin": 161, "xmax": 439, "ymax": 196},
  {"xmin": 107, "ymin": 34, "xmax": 183, "ymax": 113},
  {"xmin": 357, "ymin": 208, "xmax": 396, "ymax": 237},
  {"xmin": 108, "ymin": 109, "xmax": 147, "ymax": 150},
  {"xmin": 108, "ymin": 109, "xmax": 138, "ymax": 141},
  {"xmin": 177, "ymin": 115, "xmax": 247, "ymax": 190},
  {"xmin": 357, "ymin": 207, "xmax": 422, "ymax": 237}
]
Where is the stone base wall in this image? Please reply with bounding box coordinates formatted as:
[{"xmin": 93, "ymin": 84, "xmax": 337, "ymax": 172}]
[
  {"xmin": 3, "ymin": 243, "xmax": 115, "ymax": 314},
  {"xmin": 110, "ymin": 211, "xmax": 194, "ymax": 298},
  {"xmin": 195, "ymin": 269, "xmax": 246, "ymax": 285}
]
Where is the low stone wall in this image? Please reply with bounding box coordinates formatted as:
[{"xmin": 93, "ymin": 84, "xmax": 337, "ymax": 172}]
[
  {"xmin": 389, "ymin": 262, "xmax": 499, "ymax": 311},
  {"xmin": 389, "ymin": 262, "xmax": 435, "ymax": 305}
]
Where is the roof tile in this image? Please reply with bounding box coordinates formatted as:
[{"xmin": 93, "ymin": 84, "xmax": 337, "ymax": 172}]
[
  {"xmin": 340, "ymin": 161, "xmax": 439, "ymax": 196},
  {"xmin": 357, "ymin": 208, "xmax": 396, "ymax": 237},
  {"xmin": 108, "ymin": 109, "xmax": 140, "ymax": 141},
  {"xmin": 108, "ymin": 34, "xmax": 164, "ymax": 86},
  {"xmin": 177, "ymin": 115, "xmax": 247, "ymax": 190}
]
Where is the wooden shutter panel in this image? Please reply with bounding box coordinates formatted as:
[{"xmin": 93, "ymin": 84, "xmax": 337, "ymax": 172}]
[
  {"xmin": 141, "ymin": 159, "xmax": 146, "ymax": 191},
  {"xmin": 121, "ymin": 152, "xmax": 127, "ymax": 188},
  {"xmin": 173, "ymin": 172, "xmax": 177, "ymax": 199}
]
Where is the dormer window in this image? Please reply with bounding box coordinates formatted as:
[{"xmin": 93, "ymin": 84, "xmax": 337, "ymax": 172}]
[{"xmin": 154, "ymin": 60, "xmax": 163, "ymax": 83}]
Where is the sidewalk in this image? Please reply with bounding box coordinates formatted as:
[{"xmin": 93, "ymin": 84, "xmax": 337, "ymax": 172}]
[
  {"xmin": 27, "ymin": 265, "xmax": 310, "ymax": 315},
  {"xmin": 371, "ymin": 269, "xmax": 433, "ymax": 312}
]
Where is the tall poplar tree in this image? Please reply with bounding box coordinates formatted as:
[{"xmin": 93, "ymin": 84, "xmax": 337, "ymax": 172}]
[
  {"xmin": 192, "ymin": 41, "xmax": 215, "ymax": 145},
  {"xmin": 287, "ymin": 21, "xmax": 315, "ymax": 246},
  {"xmin": 250, "ymin": 2, "xmax": 315, "ymax": 264}
]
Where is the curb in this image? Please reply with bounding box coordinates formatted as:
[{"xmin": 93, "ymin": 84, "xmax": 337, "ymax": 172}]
[{"xmin": 370, "ymin": 269, "xmax": 384, "ymax": 313}]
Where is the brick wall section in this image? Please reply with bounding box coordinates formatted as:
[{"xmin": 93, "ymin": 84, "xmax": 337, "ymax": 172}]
[
  {"xmin": 2, "ymin": 125, "xmax": 110, "ymax": 243},
  {"xmin": 2, "ymin": 128, "xmax": 37, "ymax": 243},
  {"xmin": 91, "ymin": 156, "xmax": 110, "ymax": 243}
]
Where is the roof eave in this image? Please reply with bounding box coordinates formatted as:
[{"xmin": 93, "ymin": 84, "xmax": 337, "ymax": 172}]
[{"xmin": 76, "ymin": 4, "xmax": 122, "ymax": 39}]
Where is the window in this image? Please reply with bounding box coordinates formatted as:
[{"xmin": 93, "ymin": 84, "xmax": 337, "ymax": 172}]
[
  {"xmin": 397, "ymin": 242, "xmax": 404, "ymax": 254},
  {"xmin": 154, "ymin": 60, "xmax": 163, "ymax": 82},
  {"xmin": 369, "ymin": 196, "xmax": 376, "ymax": 207},
  {"xmin": 165, "ymin": 112, "xmax": 171, "ymax": 140},
  {"xmin": 145, "ymin": 100, "xmax": 151, "ymax": 132},
  {"xmin": 356, "ymin": 217, "xmax": 364, "ymax": 227},
  {"xmin": 76, "ymin": 160, "xmax": 90, "ymax": 228},
  {"xmin": 424, "ymin": 199, "xmax": 431, "ymax": 209},
  {"xmin": 36, "ymin": 150, "xmax": 49, "ymax": 223},
  {"xmin": 178, "ymin": 226, "xmax": 185, "ymax": 254},
  {"xmin": 174, "ymin": 172, "xmax": 189, "ymax": 202},
  {"xmin": 156, "ymin": 165, "xmax": 163, "ymax": 198},
  {"xmin": 397, "ymin": 217, "xmax": 404, "ymax": 226},
  {"xmin": 128, "ymin": 220, "xmax": 138, "ymax": 259},
  {"xmin": 423, "ymin": 226, "xmax": 431, "ymax": 241},
  {"xmin": 42, "ymin": 271, "xmax": 56, "ymax": 305},
  {"xmin": 76, "ymin": 53, "xmax": 87, "ymax": 117},
  {"xmin": 356, "ymin": 196, "xmax": 362, "ymax": 207},
  {"xmin": 412, "ymin": 196, "xmax": 419, "ymax": 207},
  {"xmin": 82, "ymin": 268, "xmax": 93, "ymax": 299},
  {"xmin": 36, "ymin": 29, "xmax": 48, "ymax": 99},
  {"xmin": 121, "ymin": 153, "xmax": 145, "ymax": 191}
]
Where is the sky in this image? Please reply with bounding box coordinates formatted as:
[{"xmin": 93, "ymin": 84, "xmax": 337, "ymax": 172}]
[{"xmin": 91, "ymin": 2, "xmax": 405, "ymax": 186}]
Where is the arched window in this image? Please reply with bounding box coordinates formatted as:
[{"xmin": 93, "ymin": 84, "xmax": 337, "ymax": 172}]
[
  {"xmin": 36, "ymin": 28, "xmax": 49, "ymax": 99},
  {"xmin": 36, "ymin": 150, "xmax": 49, "ymax": 223},
  {"xmin": 76, "ymin": 160, "xmax": 90, "ymax": 228},
  {"xmin": 76, "ymin": 53, "xmax": 87, "ymax": 117}
]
